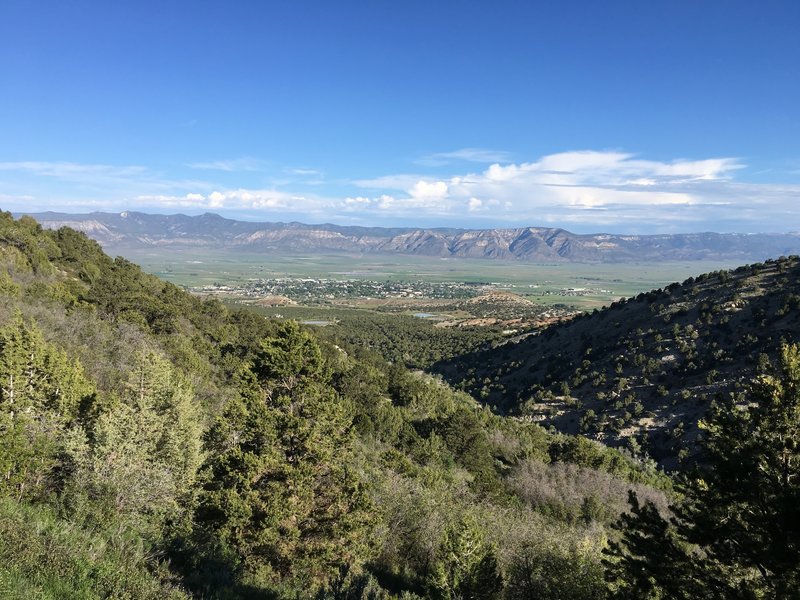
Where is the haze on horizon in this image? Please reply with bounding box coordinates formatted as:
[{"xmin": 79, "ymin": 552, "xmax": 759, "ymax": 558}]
[{"xmin": 1, "ymin": 1, "xmax": 798, "ymax": 235}]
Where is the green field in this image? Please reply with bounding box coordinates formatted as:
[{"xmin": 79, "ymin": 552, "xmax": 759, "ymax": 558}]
[{"xmin": 110, "ymin": 245, "xmax": 742, "ymax": 309}]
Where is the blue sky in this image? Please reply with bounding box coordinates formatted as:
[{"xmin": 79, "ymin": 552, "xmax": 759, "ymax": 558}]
[{"xmin": 1, "ymin": 0, "xmax": 799, "ymax": 233}]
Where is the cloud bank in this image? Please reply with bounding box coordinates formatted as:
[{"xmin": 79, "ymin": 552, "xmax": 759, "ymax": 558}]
[
  {"xmin": 345, "ymin": 151, "xmax": 797, "ymax": 232},
  {"xmin": 1, "ymin": 151, "xmax": 798, "ymax": 233}
]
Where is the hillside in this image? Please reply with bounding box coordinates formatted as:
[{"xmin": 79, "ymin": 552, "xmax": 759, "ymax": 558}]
[
  {"xmin": 436, "ymin": 256, "xmax": 800, "ymax": 467},
  {"xmin": 4, "ymin": 211, "xmax": 800, "ymax": 597},
  {"xmin": 27, "ymin": 210, "xmax": 800, "ymax": 263},
  {"xmin": 0, "ymin": 211, "xmax": 675, "ymax": 598}
]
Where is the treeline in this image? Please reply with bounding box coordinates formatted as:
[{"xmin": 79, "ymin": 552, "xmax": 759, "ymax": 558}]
[{"xmin": 250, "ymin": 304, "xmax": 505, "ymax": 370}]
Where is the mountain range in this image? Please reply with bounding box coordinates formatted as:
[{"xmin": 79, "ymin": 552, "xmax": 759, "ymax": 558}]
[{"xmin": 24, "ymin": 210, "xmax": 800, "ymax": 263}]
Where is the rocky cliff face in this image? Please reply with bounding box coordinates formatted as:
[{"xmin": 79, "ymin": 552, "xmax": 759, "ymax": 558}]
[{"xmin": 27, "ymin": 210, "xmax": 800, "ymax": 263}]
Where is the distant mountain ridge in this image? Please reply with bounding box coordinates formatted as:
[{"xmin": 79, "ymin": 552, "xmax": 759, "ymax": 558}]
[{"xmin": 23, "ymin": 210, "xmax": 800, "ymax": 263}]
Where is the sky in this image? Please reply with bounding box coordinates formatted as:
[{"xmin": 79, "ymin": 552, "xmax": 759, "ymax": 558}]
[{"xmin": 1, "ymin": 0, "xmax": 799, "ymax": 233}]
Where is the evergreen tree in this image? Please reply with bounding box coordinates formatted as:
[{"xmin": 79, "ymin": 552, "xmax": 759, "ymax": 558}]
[
  {"xmin": 603, "ymin": 491, "xmax": 716, "ymax": 599},
  {"xmin": 606, "ymin": 343, "xmax": 800, "ymax": 598},
  {"xmin": 66, "ymin": 349, "xmax": 202, "ymax": 539},
  {"xmin": 0, "ymin": 313, "xmax": 93, "ymax": 499},
  {"xmin": 428, "ymin": 515, "xmax": 502, "ymax": 600},
  {"xmin": 687, "ymin": 342, "xmax": 800, "ymax": 595},
  {"xmin": 196, "ymin": 322, "xmax": 371, "ymax": 588}
]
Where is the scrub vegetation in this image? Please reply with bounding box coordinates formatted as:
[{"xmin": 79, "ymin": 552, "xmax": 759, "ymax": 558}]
[{"xmin": 1, "ymin": 211, "xmax": 798, "ymax": 598}]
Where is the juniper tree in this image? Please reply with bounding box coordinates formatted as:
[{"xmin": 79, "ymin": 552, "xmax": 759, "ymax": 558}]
[
  {"xmin": 0, "ymin": 313, "xmax": 94, "ymax": 500},
  {"xmin": 196, "ymin": 321, "xmax": 371, "ymax": 589},
  {"xmin": 65, "ymin": 348, "xmax": 203, "ymax": 540},
  {"xmin": 605, "ymin": 343, "xmax": 800, "ymax": 598}
]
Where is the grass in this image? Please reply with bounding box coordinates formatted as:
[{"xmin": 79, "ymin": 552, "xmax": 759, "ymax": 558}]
[{"xmin": 0, "ymin": 497, "xmax": 189, "ymax": 600}]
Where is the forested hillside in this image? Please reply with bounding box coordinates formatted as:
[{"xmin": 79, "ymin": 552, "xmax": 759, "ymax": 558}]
[
  {"xmin": 436, "ymin": 256, "xmax": 800, "ymax": 466},
  {"xmin": 0, "ymin": 211, "xmax": 670, "ymax": 598},
  {"xmin": 3, "ymin": 211, "xmax": 800, "ymax": 599}
]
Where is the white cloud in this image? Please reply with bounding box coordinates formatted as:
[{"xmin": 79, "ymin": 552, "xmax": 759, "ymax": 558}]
[
  {"xmin": 0, "ymin": 160, "xmax": 214, "ymax": 196},
  {"xmin": 340, "ymin": 151, "xmax": 796, "ymax": 231},
  {"xmin": 416, "ymin": 147, "xmax": 512, "ymax": 166},
  {"xmin": 470, "ymin": 151, "xmax": 743, "ymax": 188},
  {"xmin": 353, "ymin": 174, "xmax": 423, "ymax": 189},
  {"xmin": 131, "ymin": 189, "xmax": 334, "ymax": 214},
  {"xmin": 286, "ymin": 167, "xmax": 323, "ymax": 177},
  {"xmin": 0, "ymin": 161, "xmax": 148, "ymax": 182},
  {"xmin": 409, "ymin": 180, "xmax": 448, "ymax": 200},
  {"xmin": 342, "ymin": 196, "xmax": 376, "ymax": 211},
  {"xmin": 2, "ymin": 151, "xmax": 798, "ymax": 233},
  {"xmin": 0, "ymin": 193, "xmax": 35, "ymax": 202},
  {"xmin": 208, "ymin": 191, "xmax": 226, "ymax": 208},
  {"xmin": 186, "ymin": 157, "xmax": 267, "ymax": 172},
  {"xmin": 373, "ymin": 194, "xmax": 452, "ymax": 212}
]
